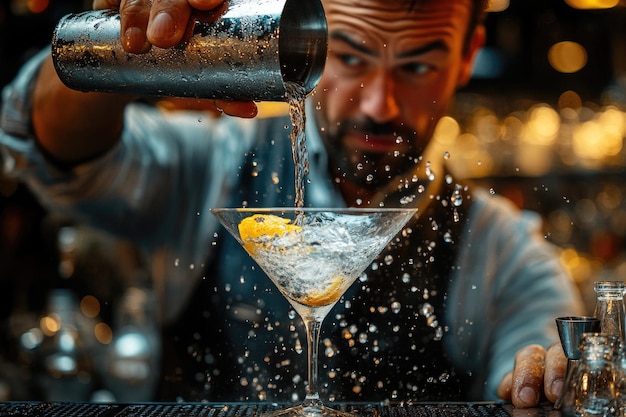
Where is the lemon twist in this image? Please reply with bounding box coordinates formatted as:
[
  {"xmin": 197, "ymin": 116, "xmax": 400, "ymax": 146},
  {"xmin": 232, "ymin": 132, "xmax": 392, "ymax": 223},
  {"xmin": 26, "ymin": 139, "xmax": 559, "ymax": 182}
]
[
  {"xmin": 299, "ymin": 276, "xmax": 344, "ymax": 307},
  {"xmin": 238, "ymin": 214, "xmax": 302, "ymax": 253}
]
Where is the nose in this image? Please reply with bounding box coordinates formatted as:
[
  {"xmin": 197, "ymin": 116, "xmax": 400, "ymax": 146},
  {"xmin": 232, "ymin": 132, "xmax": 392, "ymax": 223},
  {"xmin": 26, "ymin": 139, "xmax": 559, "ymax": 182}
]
[{"xmin": 359, "ymin": 70, "xmax": 400, "ymax": 123}]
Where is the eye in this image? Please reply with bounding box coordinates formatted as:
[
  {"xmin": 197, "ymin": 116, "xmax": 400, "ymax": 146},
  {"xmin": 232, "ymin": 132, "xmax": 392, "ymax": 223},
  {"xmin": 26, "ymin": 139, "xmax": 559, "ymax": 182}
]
[
  {"xmin": 401, "ymin": 62, "xmax": 435, "ymax": 76},
  {"xmin": 337, "ymin": 53, "xmax": 364, "ymax": 68}
]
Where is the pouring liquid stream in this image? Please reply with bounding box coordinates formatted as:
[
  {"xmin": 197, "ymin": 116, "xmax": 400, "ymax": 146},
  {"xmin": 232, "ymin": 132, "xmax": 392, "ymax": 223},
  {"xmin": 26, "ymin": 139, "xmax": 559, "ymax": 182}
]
[{"xmin": 285, "ymin": 81, "xmax": 309, "ymax": 222}]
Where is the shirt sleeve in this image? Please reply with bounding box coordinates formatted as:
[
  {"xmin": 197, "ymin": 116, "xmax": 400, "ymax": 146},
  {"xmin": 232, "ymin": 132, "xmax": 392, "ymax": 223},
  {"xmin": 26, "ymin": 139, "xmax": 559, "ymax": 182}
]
[
  {"xmin": 0, "ymin": 48, "xmax": 258, "ymax": 322},
  {"xmin": 445, "ymin": 188, "xmax": 585, "ymax": 400}
]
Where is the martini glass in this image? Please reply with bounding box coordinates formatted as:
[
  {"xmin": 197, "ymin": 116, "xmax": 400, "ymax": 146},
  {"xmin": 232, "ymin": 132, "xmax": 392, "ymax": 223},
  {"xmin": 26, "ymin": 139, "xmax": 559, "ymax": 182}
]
[{"xmin": 211, "ymin": 207, "xmax": 417, "ymax": 417}]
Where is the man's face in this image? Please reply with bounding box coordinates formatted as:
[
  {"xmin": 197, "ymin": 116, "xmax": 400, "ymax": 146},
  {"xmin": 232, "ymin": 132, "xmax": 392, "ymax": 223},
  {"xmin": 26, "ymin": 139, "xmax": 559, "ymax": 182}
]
[{"xmin": 314, "ymin": 0, "xmax": 482, "ymax": 191}]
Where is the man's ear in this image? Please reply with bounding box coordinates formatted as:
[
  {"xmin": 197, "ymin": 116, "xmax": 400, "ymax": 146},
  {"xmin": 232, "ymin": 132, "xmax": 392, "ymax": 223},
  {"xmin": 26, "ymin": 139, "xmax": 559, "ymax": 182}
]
[{"xmin": 458, "ymin": 24, "xmax": 486, "ymax": 87}]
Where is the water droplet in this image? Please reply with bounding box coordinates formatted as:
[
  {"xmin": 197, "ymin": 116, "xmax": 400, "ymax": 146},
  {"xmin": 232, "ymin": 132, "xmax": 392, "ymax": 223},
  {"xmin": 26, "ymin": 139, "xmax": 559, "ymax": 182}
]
[
  {"xmin": 443, "ymin": 151, "xmax": 450, "ymax": 160},
  {"xmin": 420, "ymin": 303, "xmax": 434, "ymax": 317},
  {"xmin": 451, "ymin": 185, "xmax": 463, "ymax": 207},
  {"xmin": 435, "ymin": 327, "xmax": 444, "ymax": 340},
  {"xmin": 384, "ymin": 255, "xmax": 394, "ymax": 265},
  {"xmin": 400, "ymin": 195, "xmax": 415, "ymax": 205},
  {"xmin": 425, "ymin": 162, "xmax": 436, "ymax": 181}
]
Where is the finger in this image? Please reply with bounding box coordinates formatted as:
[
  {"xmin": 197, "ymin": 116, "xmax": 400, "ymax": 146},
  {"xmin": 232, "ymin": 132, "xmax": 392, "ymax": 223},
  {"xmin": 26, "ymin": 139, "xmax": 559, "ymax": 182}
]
[
  {"xmin": 188, "ymin": 0, "xmax": 225, "ymax": 10},
  {"xmin": 544, "ymin": 342, "xmax": 567, "ymax": 403},
  {"xmin": 146, "ymin": 0, "xmax": 192, "ymax": 48},
  {"xmin": 93, "ymin": 0, "xmax": 121, "ymax": 9},
  {"xmin": 119, "ymin": 0, "xmax": 152, "ymax": 53},
  {"xmin": 511, "ymin": 344, "xmax": 546, "ymax": 408},
  {"xmin": 156, "ymin": 98, "xmax": 257, "ymax": 118},
  {"xmin": 215, "ymin": 101, "xmax": 258, "ymax": 118},
  {"xmin": 497, "ymin": 371, "xmax": 513, "ymax": 401}
]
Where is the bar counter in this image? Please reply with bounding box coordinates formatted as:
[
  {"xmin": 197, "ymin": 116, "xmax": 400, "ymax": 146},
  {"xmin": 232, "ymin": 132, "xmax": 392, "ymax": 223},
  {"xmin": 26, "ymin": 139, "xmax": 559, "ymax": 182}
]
[{"xmin": 0, "ymin": 401, "xmax": 560, "ymax": 417}]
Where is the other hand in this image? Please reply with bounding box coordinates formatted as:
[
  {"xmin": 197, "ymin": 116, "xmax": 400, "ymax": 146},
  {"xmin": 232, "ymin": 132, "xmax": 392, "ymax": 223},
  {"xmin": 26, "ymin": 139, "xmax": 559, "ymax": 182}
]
[{"xmin": 497, "ymin": 343, "xmax": 567, "ymax": 408}]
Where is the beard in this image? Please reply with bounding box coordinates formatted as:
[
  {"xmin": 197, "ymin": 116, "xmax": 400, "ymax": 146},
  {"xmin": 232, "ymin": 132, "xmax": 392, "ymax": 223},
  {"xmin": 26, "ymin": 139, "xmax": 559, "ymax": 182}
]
[{"xmin": 318, "ymin": 115, "xmax": 425, "ymax": 191}]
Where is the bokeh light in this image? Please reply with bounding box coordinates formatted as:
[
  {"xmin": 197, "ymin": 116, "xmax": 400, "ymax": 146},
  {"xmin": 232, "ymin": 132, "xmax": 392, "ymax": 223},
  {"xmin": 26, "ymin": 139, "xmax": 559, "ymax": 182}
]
[
  {"xmin": 565, "ymin": 0, "xmax": 619, "ymax": 9},
  {"xmin": 548, "ymin": 41, "xmax": 588, "ymax": 74}
]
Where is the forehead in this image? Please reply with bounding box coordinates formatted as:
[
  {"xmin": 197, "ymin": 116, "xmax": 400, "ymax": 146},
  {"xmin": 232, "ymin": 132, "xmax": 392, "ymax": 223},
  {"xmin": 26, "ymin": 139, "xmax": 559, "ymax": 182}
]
[{"xmin": 322, "ymin": 0, "xmax": 473, "ymax": 50}]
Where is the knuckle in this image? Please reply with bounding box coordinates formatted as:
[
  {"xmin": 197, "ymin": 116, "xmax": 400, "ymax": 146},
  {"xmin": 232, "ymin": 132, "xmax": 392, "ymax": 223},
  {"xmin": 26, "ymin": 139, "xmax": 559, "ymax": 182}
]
[{"xmin": 120, "ymin": 0, "xmax": 151, "ymax": 14}]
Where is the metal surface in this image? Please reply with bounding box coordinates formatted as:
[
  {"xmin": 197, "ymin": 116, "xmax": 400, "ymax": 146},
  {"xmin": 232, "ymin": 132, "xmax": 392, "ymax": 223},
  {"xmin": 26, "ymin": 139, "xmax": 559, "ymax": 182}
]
[
  {"xmin": 51, "ymin": 0, "xmax": 327, "ymax": 101},
  {"xmin": 0, "ymin": 402, "xmax": 547, "ymax": 417},
  {"xmin": 555, "ymin": 316, "xmax": 601, "ymax": 360}
]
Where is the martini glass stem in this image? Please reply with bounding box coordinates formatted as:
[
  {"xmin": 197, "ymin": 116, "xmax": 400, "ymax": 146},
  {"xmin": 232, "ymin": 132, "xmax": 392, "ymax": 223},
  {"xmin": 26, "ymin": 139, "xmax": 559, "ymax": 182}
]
[{"xmin": 302, "ymin": 316, "xmax": 325, "ymax": 411}]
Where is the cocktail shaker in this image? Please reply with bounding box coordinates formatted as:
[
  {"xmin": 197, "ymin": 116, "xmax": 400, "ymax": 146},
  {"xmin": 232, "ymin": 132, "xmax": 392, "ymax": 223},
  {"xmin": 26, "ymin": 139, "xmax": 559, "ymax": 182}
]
[{"xmin": 51, "ymin": 0, "xmax": 327, "ymax": 101}]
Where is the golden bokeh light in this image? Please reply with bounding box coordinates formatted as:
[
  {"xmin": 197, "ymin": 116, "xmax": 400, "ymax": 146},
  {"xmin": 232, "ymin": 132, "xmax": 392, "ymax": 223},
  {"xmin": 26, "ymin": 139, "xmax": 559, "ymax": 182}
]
[
  {"xmin": 558, "ymin": 90, "xmax": 583, "ymax": 110},
  {"xmin": 487, "ymin": 0, "xmax": 510, "ymax": 12},
  {"xmin": 40, "ymin": 315, "xmax": 60, "ymax": 336},
  {"xmin": 548, "ymin": 41, "xmax": 587, "ymax": 73},
  {"xmin": 80, "ymin": 295, "xmax": 101, "ymax": 319},
  {"xmin": 524, "ymin": 105, "xmax": 560, "ymax": 145},
  {"xmin": 565, "ymin": 0, "xmax": 619, "ymax": 9},
  {"xmin": 432, "ymin": 116, "xmax": 461, "ymax": 147},
  {"xmin": 27, "ymin": 0, "xmax": 49, "ymax": 14},
  {"xmin": 573, "ymin": 119, "xmax": 623, "ymax": 161},
  {"xmin": 95, "ymin": 322, "xmax": 113, "ymax": 345}
]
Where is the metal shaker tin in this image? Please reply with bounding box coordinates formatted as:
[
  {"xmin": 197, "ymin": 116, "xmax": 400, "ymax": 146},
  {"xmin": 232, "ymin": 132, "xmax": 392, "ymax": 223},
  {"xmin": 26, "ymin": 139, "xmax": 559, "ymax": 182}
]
[{"xmin": 51, "ymin": 0, "xmax": 327, "ymax": 101}]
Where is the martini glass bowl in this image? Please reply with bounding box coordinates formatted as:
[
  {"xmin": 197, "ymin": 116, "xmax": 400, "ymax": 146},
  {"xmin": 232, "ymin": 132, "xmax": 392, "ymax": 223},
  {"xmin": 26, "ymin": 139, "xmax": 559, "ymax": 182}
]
[{"xmin": 211, "ymin": 207, "xmax": 417, "ymax": 417}]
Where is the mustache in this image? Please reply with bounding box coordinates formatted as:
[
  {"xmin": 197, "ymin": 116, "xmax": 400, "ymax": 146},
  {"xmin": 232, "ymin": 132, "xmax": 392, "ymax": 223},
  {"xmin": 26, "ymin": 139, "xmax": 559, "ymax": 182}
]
[{"xmin": 339, "ymin": 118, "xmax": 414, "ymax": 139}]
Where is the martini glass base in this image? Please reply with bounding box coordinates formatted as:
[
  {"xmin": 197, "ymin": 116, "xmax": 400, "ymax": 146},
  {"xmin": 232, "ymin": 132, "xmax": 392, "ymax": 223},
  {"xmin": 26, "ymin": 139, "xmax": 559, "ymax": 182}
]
[{"xmin": 264, "ymin": 404, "xmax": 358, "ymax": 417}]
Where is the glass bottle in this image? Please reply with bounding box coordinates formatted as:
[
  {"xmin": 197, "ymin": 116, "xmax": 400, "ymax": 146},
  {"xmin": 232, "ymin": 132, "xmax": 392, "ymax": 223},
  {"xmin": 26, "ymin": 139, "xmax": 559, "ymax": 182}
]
[
  {"xmin": 594, "ymin": 281, "xmax": 626, "ymax": 341},
  {"xmin": 561, "ymin": 333, "xmax": 618, "ymax": 417},
  {"xmin": 35, "ymin": 289, "xmax": 95, "ymax": 401},
  {"xmin": 615, "ymin": 341, "xmax": 626, "ymax": 417},
  {"xmin": 103, "ymin": 287, "xmax": 161, "ymax": 402}
]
